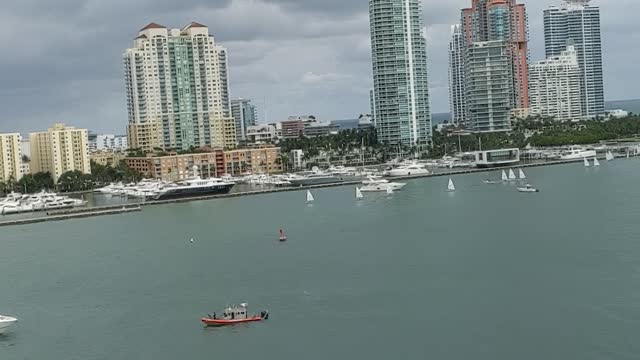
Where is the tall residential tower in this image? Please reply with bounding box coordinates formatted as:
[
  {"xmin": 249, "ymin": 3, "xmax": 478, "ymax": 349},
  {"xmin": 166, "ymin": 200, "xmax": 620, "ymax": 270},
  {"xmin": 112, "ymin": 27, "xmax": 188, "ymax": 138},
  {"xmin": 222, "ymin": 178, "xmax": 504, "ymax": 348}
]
[
  {"xmin": 544, "ymin": 0, "xmax": 604, "ymax": 117},
  {"xmin": 448, "ymin": 24, "xmax": 467, "ymax": 126},
  {"xmin": 369, "ymin": 0, "xmax": 432, "ymax": 147},
  {"xmin": 124, "ymin": 23, "xmax": 236, "ymax": 152}
]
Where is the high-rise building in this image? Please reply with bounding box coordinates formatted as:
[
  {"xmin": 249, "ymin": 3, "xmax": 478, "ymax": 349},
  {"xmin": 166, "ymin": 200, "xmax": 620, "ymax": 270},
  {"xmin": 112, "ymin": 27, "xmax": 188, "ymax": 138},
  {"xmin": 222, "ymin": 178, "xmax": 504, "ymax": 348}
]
[
  {"xmin": 529, "ymin": 46, "xmax": 582, "ymax": 122},
  {"xmin": 369, "ymin": 0, "xmax": 432, "ymax": 147},
  {"xmin": 544, "ymin": 0, "xmax": 604, "ymax": 117},
  {"xmin": 448, "ymin": 24, "xmax": 467, "ymax": 126},
  {"xmin": 30, "ymin": 124, "xmax": 91, "ymax": 183},
  {"xmin": 123, "ymin": 22, "xmax": 236, "ymax": 152},
  {"xmin": 465, "ymin": 41, "xmax": 513, "ymax": 132},
  {"xmin": 231, "ymin": 99, "xmax": 258, "ymax": 142},
  {"xmin": 461, "ymin": 0, "xmax": 530, "ymax": 113},
  {"xmin": 0, "ymin": 133, "xmax": 24, "ymax": 182}
]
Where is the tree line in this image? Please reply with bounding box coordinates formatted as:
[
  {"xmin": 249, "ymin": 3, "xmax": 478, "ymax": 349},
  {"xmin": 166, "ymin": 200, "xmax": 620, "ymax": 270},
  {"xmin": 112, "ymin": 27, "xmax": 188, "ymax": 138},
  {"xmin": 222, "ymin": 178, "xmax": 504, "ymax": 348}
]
[{"xmin": 0, "ymin": 161, "xmax": 143, "ymax": 195}]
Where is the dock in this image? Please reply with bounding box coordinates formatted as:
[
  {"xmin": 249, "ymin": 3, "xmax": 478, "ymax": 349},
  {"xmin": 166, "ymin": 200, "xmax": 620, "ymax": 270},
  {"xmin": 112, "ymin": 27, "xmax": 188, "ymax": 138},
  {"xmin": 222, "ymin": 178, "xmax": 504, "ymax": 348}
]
[{"xmin": 0, "ymin": 206, "xmax": 142, "ymax": 227}]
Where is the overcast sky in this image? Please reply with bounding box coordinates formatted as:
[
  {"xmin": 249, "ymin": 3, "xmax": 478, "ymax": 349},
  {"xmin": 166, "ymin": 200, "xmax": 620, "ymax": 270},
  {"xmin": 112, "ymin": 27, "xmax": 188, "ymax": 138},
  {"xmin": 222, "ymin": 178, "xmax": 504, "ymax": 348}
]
[{"xmin": 0, "ymin": 0, "xmax": 636, "ymax": 135}]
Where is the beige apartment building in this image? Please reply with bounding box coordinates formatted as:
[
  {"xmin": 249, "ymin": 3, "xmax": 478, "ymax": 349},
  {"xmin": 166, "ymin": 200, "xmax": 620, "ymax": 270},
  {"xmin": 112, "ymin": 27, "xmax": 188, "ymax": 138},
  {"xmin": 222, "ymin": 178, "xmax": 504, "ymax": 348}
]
[
  {"xmin": 125, "ymin": 146, "xmax": 282, "ymax": 181},
  {"xmin": 0, "ymin": 133, "xmax": 24, "ymax": 182},
  {"xmin": 30, "ymin": 124, "xmax": 91, "ymax": 182}
]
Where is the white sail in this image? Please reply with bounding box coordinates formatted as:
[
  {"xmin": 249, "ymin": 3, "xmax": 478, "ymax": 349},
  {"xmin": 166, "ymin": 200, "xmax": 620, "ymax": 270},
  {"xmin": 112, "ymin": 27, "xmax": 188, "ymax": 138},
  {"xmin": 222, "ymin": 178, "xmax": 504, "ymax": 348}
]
[
  {"xmin": 355, "ymin": 187, "xmax": 364, "ymax": 199},
  {"xmin": 593, "ymin": 157, "xmax": 600, "ymax": 166},
  {"xmin": 447, "ymin": 178, "xmax": 456, "ymax": 192},
  {"xmin": 606, "ymin": 151, "xmax": 614, "ymax": 161},
  {"xmin": 518, "ymin": 169, "xmax": 526, "ymax": 180},
  {"xmin": 386, "ymin": 186, "xmax": 394, "ymax": 195},
  {"xmin": 306, "ymin": 190, "xmax": 314, "ymax": 203},
  {"xmin": 501, "ymin": 170, "xmax": 508, "ymax": 182},
  {"xmin": 584, "ymin": 158, "xmax": 590, "ymax": 167},
  {"xmin": 508, "ymin": 169, "xmax": 517, "ymax": 180}
]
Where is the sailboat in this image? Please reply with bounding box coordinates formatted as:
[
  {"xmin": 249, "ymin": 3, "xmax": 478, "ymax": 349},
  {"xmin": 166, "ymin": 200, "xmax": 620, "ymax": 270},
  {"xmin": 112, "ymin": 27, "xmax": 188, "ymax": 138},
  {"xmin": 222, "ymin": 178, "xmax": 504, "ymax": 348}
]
[
  {"xmin": 606, "ymin": 151, "xmax": 614, "ymax": 161},
  {"xmin": 518, "ymin": 169, "xmax": 526, "ymax": 180},
  {"xmin": 501, "ymin": 170, "xmax": 508, "ymax": 182},
  {"xmin": 306, "ymin": 190, "xmax": 314, "ymax": 203},
  {"xmin": 508, "ymin": 169, "xmax": 517, "ymax": 181},
  {"xmin": 355, "ymin": 187, "xmax": 364, "ymax": 200},
  {"xmin": 584, "ymin": 158, "xmax": 590, "ymax": 167},
  {"xmin": 593, "ymin": 157, "xmax": 600, "ymax": 167},
  {"xmin": 447, "ymin": 178, "xmax": 456, "ymax": 192}
]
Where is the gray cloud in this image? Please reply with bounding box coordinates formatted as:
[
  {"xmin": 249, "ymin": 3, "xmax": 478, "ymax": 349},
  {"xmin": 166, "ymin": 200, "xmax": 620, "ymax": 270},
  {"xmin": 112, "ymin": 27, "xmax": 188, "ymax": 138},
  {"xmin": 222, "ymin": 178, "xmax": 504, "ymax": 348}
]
[{"xmin": 0, "ymin": 0, "xmax": 637, "ymax": 135}]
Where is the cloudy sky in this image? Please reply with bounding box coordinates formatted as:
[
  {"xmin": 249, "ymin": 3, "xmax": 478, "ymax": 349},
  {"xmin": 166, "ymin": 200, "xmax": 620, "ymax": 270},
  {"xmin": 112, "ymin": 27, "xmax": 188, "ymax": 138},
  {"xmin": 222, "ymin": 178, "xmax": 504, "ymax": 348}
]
[{"xmin": 0, "ymin": 0, "xmax": 637, "ymax": 135}]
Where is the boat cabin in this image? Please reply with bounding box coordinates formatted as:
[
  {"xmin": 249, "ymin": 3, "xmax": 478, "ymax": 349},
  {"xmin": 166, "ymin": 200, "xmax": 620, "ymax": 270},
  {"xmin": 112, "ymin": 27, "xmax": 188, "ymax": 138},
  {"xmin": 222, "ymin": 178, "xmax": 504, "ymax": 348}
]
[{"xmin": 222, "ymin": 305, "xmax": 249, "ymax": 320}]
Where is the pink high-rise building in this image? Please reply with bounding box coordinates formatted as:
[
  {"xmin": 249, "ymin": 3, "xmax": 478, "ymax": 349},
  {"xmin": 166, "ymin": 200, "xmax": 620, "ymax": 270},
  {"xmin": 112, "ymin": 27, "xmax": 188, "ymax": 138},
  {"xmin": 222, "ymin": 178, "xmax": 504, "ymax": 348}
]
[{"xmin": 461, "ymin": 0, "xmax": 529, "ymax": 109}]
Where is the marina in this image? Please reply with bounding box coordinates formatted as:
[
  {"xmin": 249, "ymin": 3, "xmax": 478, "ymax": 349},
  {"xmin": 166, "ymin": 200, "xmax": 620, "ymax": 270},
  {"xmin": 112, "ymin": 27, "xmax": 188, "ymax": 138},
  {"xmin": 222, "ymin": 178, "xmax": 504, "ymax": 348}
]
[
  {"xmin": 1, "ymin": 159, "xmax": 640, "ymax": 359},
  {"xmin": 0, "ymin": 154, "xmax": 635, "ymax": 227}
]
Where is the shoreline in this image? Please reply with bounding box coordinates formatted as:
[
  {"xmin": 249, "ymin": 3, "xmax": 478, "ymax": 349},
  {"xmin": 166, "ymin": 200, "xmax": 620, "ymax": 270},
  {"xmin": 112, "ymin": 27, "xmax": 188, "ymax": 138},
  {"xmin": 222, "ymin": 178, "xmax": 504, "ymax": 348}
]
[{"xmin": 0, "ymin": 157, "xmax": 625, "ymax": 227}]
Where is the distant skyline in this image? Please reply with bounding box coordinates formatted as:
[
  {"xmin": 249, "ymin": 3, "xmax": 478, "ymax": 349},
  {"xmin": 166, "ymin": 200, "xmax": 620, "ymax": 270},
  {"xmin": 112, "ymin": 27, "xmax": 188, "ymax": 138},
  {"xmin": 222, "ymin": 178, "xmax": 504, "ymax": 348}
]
[{"xmin": 0, "ymin": 0, "xmax": 638, "ymax": 135}]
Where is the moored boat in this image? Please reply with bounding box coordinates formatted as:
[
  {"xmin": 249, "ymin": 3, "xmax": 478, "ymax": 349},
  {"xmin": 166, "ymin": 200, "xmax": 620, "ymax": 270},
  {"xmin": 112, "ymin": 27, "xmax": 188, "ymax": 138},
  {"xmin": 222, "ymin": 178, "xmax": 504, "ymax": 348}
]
[{"xmin": 201, "ymin": 304, "xmax": 268, "ymax": 327}]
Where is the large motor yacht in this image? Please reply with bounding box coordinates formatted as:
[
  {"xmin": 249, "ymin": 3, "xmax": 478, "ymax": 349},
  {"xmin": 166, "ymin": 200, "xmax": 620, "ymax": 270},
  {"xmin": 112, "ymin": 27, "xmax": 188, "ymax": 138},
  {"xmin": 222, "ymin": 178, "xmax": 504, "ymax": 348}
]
[
  {"xmin": 559, "ymin": 147, "xmax": 597, "ymax": 160},
  {"xmin": 387, "ymin": 163, "xmax": 429, "ymax": 177}
]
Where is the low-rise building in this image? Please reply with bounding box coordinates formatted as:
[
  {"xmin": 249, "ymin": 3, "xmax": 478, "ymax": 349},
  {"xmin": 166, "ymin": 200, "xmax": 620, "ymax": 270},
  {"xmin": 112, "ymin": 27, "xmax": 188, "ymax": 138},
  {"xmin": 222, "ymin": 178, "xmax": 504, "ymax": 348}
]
[
  {"xmin": 224, "ymin": 146, "xmax": 283, "ymax": 176},
  {"xmin": 246, "ymin": 124, "xmax": 278, "ymax": 144},
  {"xmin": 0, "ymin": 133, "xmax": 24, "ymax": 182},
  {"xmin": 90, "ymin": 151, "xmax": 126, "ymax": 167},
  {"xmin": 303, "ymin": 121, "xmax": 340, "ymax": 137},
  {"xmin": 125, "ymin": 150, "xmax": 226, "ymax": 181},
  {"xmin": 280, "ymin": 120, "xmax": 305, "ymax": 139},
  {"xmin": 90, "ymin": 134, "xmax": 128, "ymax": 152},
  {"xmin": 30, "ymin": 124, "xmax": 91, "ymax": 182},
  {"xmin": 290, "ymin": 149, "xmax": 305, "ymax": 170},
  {"xmin": 124, "ymin": 146, "xmax": 282, "ymax": 180}
]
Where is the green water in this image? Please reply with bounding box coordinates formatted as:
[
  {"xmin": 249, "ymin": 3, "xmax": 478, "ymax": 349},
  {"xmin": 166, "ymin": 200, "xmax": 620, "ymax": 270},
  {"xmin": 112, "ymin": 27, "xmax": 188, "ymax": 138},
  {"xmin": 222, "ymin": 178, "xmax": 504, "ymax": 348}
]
[{"xmin": 1, "ymin": 161, "xmax": 640, "ymax": 359}]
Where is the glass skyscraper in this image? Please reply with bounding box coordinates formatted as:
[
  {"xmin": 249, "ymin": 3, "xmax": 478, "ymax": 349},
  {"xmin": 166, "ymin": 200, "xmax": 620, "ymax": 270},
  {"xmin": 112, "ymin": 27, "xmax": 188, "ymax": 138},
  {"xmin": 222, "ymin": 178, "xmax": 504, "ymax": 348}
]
[
  {"xmin": 544, "ymin": 0, "xmax": 604, "ymax": 117},
  {"xmin": 369, "ymin": 0, "xmax": 432, "ymax": 147}
]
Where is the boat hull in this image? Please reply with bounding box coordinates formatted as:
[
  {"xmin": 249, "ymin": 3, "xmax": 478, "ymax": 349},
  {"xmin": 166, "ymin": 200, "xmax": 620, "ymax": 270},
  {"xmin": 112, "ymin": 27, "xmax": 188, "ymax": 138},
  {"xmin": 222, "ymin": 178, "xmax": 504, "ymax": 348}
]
[
  {"xmin": 154, "ymin": 184, "xmax": 234, "ymax": 200},
  {"xmin": 0, "ymin": 317, "xmax": 17, "ymax": 334},
  {"xmin": 387, "ymin": 170, "xmax": 429, "ymax": 177},
  {"xmin": 201, "ymin": 316, "xmax": 264, "ymax": 327},
  {"xmin": 289, "ymin": 177, "xmax": 342, "ymax": 187}
]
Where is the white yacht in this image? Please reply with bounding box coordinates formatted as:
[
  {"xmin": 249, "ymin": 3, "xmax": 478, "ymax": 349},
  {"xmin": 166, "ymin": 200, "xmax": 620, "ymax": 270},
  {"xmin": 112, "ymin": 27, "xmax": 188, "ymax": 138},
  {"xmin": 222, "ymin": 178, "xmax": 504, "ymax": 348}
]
[
  {"xmin": 153, "ymin": 177, "xmax": 234, "ymax": 200},
  {"xmin": 387, "ymin": 163, "xmax": 429, "ymax": 177},
  {"xmin": 360, "ymin": 177, "xmax": 406, "ymax": 192},
  {"xmin": 560, "ymin": 147, "xmax": 597, "ymax": 160},
  {"xmin": 0, "ymin": 315, "xmax": 17, "ymax": 334}
]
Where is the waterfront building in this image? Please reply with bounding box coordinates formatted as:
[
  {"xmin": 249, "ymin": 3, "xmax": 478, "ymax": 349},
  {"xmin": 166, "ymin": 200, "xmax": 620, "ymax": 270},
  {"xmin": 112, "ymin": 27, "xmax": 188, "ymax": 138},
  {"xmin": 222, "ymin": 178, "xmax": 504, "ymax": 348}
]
[
  {"xmin": 529, "ymin": 46, "xmax": 582, "ymax": 122},
  {"xmin": 461, "ymin": 0, "xmax": 530, "ymax": 111},
  {"xmin": 0, "ymin": 133, "xmax": 24, "ymax": 182},
  {"xmin": 89, "ymin": 134, "xmax": 128, "ymax": 152},
  {"xmin": 231, "ymin": 98, "xmax": 258, "ymax": 143},
  {"xmin": 246, "ymin": 124, "xmax": 278, "ymax": 144},
  {"xmin": 448, "ymin": 24, "xmax": 467, "ymax": 126},
  {"xmin": 465, "ymin": 41, "xmax": 513, "ymax": 132},
  {"xmin": 544, "ymin": 0, "xmax": 604, "ymax": 117},
  {"xmin": 90, "ymin": 151, "xmax": 126, "ymax": 167},
  {"xmin": 123, "ymin": 22, "xmax": 236, "ymax": 152},
  {"xmin": 124, "ymin": 146, "xmax": 281, "ymax": 181},
  {"xmin": 29, "ymin": 124, "xmax": 91, "ymax": 182},
  {"xmin": 224, "ymin": 146, "xmax": 282, "ymax": 176},
  {"xmin": 125, "ymin": 149, "xmax": 226, "ymax": 181},
  {"xmin": 369, "ymin": 0, "xmax": 432, "ymax": 146}
]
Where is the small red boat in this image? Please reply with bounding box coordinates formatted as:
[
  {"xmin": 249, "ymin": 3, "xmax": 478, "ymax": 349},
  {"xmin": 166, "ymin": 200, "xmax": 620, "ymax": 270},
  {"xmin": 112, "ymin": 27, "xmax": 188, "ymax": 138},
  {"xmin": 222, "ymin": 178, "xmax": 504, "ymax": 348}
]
[
  {"xmin": 279, "ymin": 228, "xmax": 287, "ymax": 242},
  {"xmin": 201, "ymin": 304, "xmax": 269, "ymax": 327}
]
